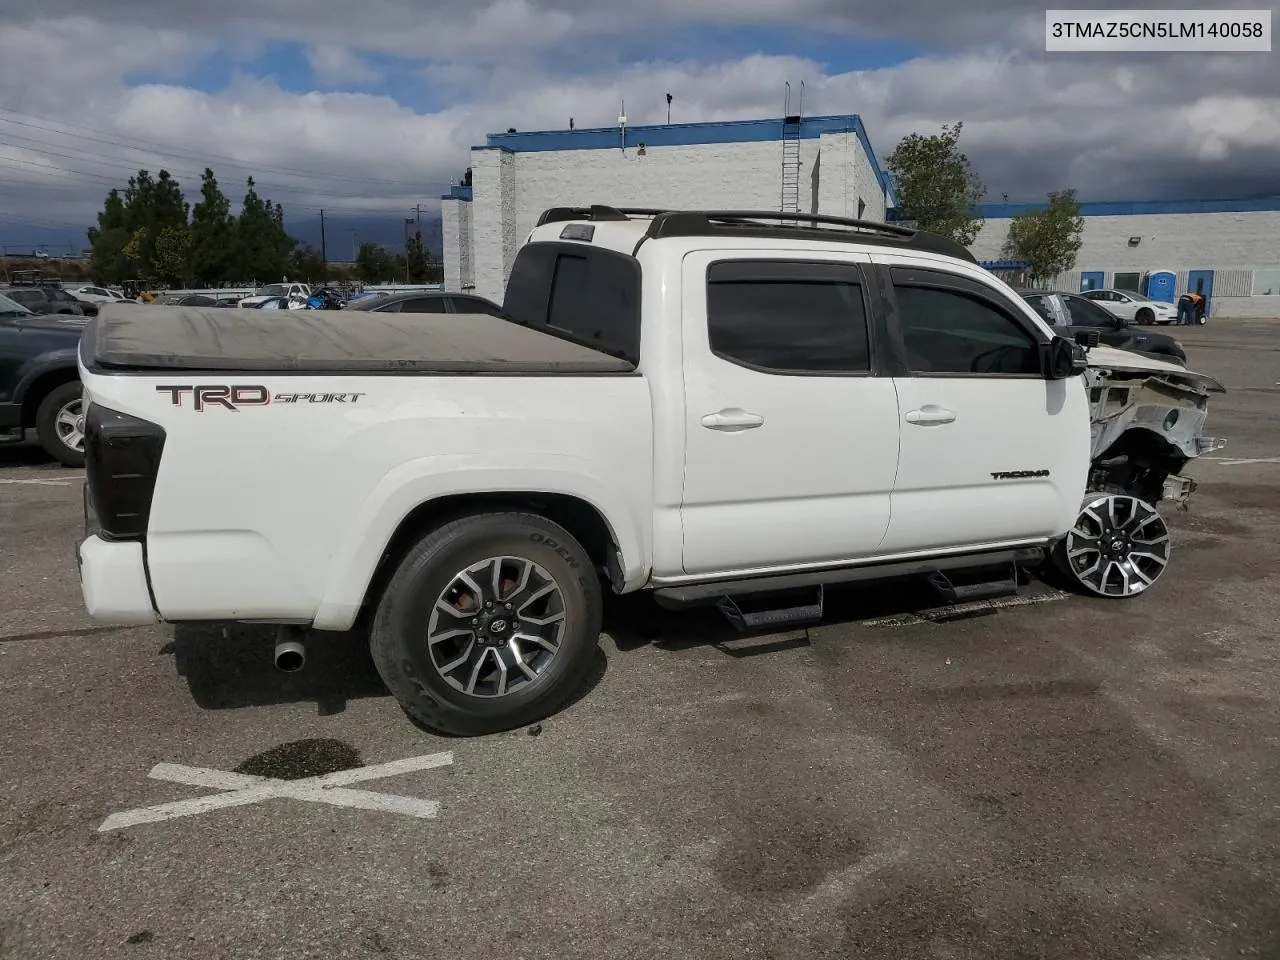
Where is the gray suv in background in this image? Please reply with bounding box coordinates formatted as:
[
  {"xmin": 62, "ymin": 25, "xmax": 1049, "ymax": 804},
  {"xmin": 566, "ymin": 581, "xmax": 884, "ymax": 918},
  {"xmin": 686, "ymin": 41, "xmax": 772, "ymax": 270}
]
[{"xmin": 0, "ymin": 284, "xmax": 87, "ymax": 316}]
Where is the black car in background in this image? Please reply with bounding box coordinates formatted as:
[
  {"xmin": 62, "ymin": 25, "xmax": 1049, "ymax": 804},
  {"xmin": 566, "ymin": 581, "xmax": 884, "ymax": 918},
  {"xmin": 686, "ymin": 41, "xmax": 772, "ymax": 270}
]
[
  {"xmin": 153, "ymin": 294, "xmax": 219, "ymax": 307},
  {"xmin": 345, "ymin": 290, "xmax": 504, "ymax": 315},
  {"xmin": 1015, "ymin": 288, "xmax": 1187, "ymax": 366},
  {"xmin": 0, "ymin": 291, "xmax": 88, "ymax": 466}
]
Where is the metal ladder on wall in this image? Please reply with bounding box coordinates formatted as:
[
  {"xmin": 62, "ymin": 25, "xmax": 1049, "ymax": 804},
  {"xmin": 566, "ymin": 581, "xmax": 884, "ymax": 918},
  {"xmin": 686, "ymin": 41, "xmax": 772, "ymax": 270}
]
[{"xmin": 779, "ymin": 81, "xmax": 804, "ymax": 219}]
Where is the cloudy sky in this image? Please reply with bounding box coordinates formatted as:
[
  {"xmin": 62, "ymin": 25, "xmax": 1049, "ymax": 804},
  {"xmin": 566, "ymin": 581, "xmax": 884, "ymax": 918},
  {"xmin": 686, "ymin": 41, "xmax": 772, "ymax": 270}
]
[{"xmin": 0, "ymin": 0, "xmax": 1276, "ymax": 252}]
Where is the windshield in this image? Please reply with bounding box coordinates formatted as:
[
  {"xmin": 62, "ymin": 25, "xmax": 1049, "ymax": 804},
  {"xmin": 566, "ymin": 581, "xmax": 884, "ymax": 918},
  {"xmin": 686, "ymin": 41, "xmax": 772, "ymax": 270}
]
[
  {"xmin": 0, "ymin": 292, "xmax": 34, "ymax": 316},
  {"xmin": 258, "ymin": 284, "xmax": 289, "ymax": 298}
]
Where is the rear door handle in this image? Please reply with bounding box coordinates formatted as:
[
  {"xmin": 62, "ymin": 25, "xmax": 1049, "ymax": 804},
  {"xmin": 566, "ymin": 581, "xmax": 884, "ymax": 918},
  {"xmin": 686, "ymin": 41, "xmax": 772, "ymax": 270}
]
[
  {"xmin": 905, "ymin": 405, "xmax": 956, "ymax": 426},
  {"xmin": 702, "ymin": 409, "xmax": 764, "ymax": 431}
]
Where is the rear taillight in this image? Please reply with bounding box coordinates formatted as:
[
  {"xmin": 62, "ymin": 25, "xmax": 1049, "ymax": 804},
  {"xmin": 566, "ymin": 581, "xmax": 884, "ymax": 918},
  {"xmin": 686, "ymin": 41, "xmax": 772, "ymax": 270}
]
[{"xmin": 84, "ymin": 404, "xmax": 165, "ymax": 541}]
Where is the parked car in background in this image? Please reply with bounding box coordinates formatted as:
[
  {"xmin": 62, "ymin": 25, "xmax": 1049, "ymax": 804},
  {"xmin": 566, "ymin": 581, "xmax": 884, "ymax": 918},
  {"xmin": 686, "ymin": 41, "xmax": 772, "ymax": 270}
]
[
  {"xmin": 0, "ymin": 284, "xmax": 86, "ymax": 317},
  {"xmin": 68, "ymin": 285, "xmax": 133, "ymax": 305},
  {"xmin": 239, "ymin": 283, "xmax": 310, "ymax": 308},
  {"xmin": 154, "ymin": 294, "xmax": 219, "ymax": 307},
  {"xmin": 1017, "ymin": 289, "xmax": 1187, "ymax": 365},
  {"xmin": 1079, "ymin": 288, "xmax": 1178, "ymax": 325},
  {"xmin": 345, "ymin": 290, "xmax": 504, "ymax": 315},
  {"xmin": 0, "ymin": 291, "xmax": 89, "ymax": 465}
]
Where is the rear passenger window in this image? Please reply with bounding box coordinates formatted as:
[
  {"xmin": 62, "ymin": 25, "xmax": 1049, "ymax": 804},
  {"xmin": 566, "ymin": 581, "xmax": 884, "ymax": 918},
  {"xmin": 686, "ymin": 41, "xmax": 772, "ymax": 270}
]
[
  {"xmin": 546, "ymin": 252, "xmax": 639, "ymax": 361},
  {"xmin": 705, "ymin": 260, "xmax": 871, "ymax": 374},
  {"xmin": 504, "ymin": 242, "xmax": 641, "ymax": 364},
  {"xmin": 893, "ymin": 285, "xmax": 1041, "ymax": 375}
]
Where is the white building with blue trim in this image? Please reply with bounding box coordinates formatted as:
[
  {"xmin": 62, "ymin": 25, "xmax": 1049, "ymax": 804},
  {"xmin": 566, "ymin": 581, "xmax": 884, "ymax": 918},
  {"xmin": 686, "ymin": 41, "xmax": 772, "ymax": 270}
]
[
  {"xmin": 441, "ymin": 114, "xmax": 892, "ymax": 303},
  {"xmin": 968, "ymin": 199, "xmax": 1280, "ymax": 318},
  {"xmin": 442, "ymin": 114, "xmax": 1280, "ymax": 318}
]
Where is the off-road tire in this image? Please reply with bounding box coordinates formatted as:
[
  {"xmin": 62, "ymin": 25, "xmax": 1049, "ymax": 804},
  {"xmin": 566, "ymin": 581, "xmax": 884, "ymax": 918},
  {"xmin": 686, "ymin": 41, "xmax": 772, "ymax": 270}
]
[
  {"xmin": 34, "ymin": 381, "xmax": 86, "ymax": 467},
  {"xmin": 369, "ymin": 511, "xmax": 603, "ymax": 736}
]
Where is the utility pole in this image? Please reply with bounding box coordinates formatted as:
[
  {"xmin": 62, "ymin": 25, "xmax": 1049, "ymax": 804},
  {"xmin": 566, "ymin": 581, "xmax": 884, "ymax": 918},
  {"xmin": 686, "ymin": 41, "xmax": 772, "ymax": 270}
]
[
  {"xmin": 348, "ymin": 228, "xmax": 357, "ymax": 261},
  {"xmin": 403, "ymin": 217, "xmax": 414, "ymax": 283},
  {"xmin": 319, "ymin": 209, "xmax": 328, "ymax": 281},
  {"xmin": 666, "ymin": 93, "xmax": 672, "ymax": 124}
]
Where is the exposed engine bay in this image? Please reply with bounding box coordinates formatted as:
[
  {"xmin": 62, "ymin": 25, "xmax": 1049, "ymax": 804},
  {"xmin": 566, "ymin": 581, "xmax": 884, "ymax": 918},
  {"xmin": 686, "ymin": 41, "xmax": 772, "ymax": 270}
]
[{"xmin": 1082, "ymin": 345, "xmax": 1226, "ymax": 507}]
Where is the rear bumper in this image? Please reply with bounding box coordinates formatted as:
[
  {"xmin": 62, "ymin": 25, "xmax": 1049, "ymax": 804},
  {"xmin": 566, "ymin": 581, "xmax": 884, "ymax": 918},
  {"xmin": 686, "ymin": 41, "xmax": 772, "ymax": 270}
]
[{"xmin": 76, "ymin": 535, "xmax": 159, "ymax": 626}]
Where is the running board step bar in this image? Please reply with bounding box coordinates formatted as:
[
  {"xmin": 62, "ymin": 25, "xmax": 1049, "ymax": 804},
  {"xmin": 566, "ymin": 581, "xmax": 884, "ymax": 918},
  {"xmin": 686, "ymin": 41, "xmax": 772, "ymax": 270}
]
[
  {"xmin": 715, "ymin": 586, "xmax": 824, "ymax": 633},
  {"xmin": 925, "ymin": 565, "xmax": 1020, "ymax": 604},
  {"xmin": 653, "ymin": 547, "xmax": 1045, "ymax": 610}
]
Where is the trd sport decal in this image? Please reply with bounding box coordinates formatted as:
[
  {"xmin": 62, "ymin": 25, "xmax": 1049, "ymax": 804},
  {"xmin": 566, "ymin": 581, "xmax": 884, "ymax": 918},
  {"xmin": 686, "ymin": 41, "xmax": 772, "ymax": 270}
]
[{"xmin": 156, "ymin": 385, "xmax": 366, "ymax": 411}]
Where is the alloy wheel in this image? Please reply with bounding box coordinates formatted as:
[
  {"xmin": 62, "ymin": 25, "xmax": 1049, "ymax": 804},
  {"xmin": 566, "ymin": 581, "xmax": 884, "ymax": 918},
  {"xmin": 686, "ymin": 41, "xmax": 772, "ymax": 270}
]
[
  {"xmin": 1062, "ymin": 494, "xmax": 1170, "ymax": 597},
  {"xmin": 55, "ymin": 398, "xmax": 85, "ymax": 453},
  {"xmin": 426, "ymin": 556, "xmax": 567, "ymax": 697}
]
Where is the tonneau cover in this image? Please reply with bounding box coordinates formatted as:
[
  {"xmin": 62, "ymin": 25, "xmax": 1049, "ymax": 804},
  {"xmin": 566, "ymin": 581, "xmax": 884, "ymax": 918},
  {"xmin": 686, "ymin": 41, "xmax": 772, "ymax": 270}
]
[{"xmin": 86, "ymin": 303, "xmax": 635, "ymax": 374}]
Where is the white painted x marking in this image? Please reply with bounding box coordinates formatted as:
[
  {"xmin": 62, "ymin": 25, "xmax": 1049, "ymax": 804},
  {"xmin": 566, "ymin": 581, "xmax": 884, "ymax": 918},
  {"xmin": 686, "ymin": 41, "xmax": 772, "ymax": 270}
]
[{"xmin": 99, "ymin": 751, "xmax": 453, "ymax": 832}]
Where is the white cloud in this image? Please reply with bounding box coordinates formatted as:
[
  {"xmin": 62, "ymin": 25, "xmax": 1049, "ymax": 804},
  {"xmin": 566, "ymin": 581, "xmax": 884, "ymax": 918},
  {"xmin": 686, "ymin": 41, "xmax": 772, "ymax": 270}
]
[
  {"xmin": 305, "ymin": 45, "xmax": 383, "ymax": 86},
  {"xmin": 0, "ymin": 1, "xmax": 1277, "ymax": 242}
]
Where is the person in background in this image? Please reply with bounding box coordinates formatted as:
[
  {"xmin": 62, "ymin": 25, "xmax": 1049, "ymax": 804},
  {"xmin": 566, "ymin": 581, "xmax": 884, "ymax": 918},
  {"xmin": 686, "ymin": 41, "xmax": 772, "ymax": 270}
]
[{"xmin": 1177, "ymin": 290, "xmax": 1204, "ymax": 325}]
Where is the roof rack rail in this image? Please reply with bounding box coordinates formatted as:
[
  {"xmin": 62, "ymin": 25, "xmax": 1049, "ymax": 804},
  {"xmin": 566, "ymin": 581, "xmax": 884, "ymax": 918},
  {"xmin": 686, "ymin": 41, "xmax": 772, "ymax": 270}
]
[
  {"xmin": 643, "ymin": 210, "xmax": 976, "ymax": 262},
  {"xmin": 536, "ymin": 205, "xmax": 668, "ymax": 226},
  {"xmin": 533, "ymin": 205, "xmax": 977, "ymax": 263}
]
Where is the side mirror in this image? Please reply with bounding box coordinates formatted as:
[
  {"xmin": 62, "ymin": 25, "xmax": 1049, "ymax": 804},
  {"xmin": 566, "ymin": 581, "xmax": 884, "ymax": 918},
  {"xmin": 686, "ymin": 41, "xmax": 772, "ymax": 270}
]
[{"xmin": 1044, "ymin": 336, "xmax": 1088, "ymax": 379}]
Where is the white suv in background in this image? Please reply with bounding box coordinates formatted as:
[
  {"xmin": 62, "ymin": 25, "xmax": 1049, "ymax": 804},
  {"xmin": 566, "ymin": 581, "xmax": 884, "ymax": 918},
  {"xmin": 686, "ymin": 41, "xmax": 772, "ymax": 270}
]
[{"xmin": 1080, "ymin": 288, "xmax": 1178, "ymax": 325}]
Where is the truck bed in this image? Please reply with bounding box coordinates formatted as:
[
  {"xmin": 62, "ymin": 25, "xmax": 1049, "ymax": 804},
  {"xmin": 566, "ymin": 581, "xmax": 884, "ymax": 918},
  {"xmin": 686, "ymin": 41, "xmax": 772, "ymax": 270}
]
[{"xmin": 82, "ymin": 304, "xmax": 636, "ymax": 375}]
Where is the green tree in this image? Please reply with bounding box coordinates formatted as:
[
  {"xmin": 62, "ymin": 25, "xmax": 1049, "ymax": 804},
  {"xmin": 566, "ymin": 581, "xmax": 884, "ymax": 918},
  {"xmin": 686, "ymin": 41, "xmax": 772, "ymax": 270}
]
[
  {"xmin": 1000, "ymin": 189, "xmax": 1086, "ymax": 284},
  {"xmin": 232, "ymin": 177, "xmax": 294, "ymax": 282},
  {"xmin": 355, "ymin": 242, "xmax": 399, "ymax": 283},
  {"xmin": 124, "ymin": 169, "xmax": 189, "ymax": 278},
  {"xmin": 153, "ymin": 224, "xmax": 192, "ymax": 286},
  {"xmin": 405, "ymin": 231, "xmax": 429, "ymax": 283},
  {"xmin": 188, "ymin": 168, "xmax": 234, "ymax": 285},
  {"xmin": 87, "ymin": 169, "xmax": 189, "ymax": 284},
  {"xmin": 288, "ymin": 244, "xmax": 327, "ymax": 282},
  {"xmin": 86, "ymin": 189, "xmax": 131, "ymax": 283},
  {"xmin": 885, "ymin": 121, "xmax": 986, "ymax": 246}
]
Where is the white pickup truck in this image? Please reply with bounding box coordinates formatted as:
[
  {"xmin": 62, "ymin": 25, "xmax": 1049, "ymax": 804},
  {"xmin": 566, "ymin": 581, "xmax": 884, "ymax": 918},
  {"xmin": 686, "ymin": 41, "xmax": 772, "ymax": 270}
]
[
  {"xmin": 74, "ymin": 207, "xmax": 1225, "ymax": 735},
  {"xmin": 238, "ymin": 282, "xmax": 311, "ymax": 308}
]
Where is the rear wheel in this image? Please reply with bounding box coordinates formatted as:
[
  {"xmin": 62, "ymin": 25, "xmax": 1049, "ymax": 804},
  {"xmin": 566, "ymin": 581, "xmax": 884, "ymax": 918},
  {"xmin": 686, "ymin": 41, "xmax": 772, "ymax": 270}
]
[
  {"xmin": 1051, "ymin": 492, "xmax": 1171, "ymax": 598},
  {"xmin": 369, "ymin": 512, "xmax": 603, "ymax": 736},
  {"xmin": 35, "ymin": 381, "xmax": 86, "ymax": 467}
]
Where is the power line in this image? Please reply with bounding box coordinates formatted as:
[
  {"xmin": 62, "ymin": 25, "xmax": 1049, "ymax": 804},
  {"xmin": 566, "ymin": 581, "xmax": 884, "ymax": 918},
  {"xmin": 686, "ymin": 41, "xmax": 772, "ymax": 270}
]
[
  {"xmin": 0, "ymin": 108, "xmax": 454, "ymax": 189},
  {"xmin": 0, "ymin": 138, "xmax": 440, "ymax": 205}
]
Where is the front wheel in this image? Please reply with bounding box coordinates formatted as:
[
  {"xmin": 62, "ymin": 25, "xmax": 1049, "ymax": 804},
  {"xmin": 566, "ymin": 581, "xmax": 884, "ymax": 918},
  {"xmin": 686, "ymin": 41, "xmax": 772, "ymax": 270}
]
[
  {"xmin": 370, "ymin": 512, "xmax": 603, "ymax": 736},
  {"xmin": 35, "ymin": 381, "xmax": 86, "ymax": 467},
  {"xmin": 1050, "ymin": 493, "xmax": 1171, "ymax": 598},
  {"xmin": 1135, "ymin": 308, "xmax": 1154, "ymax": 324}
]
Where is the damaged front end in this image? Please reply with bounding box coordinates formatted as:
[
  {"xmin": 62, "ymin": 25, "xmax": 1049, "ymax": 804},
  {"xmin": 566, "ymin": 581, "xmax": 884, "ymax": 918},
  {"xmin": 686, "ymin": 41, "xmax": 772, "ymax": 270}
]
[{"xmin": 1084, "ymin": 347, "xmax": 1227, "ymax": 509}]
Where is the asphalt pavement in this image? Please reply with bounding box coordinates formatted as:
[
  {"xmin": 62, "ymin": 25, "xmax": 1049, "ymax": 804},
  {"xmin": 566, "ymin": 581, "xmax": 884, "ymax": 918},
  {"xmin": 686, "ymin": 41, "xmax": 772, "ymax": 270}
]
[{"xmin": 1, "ymin": 319, "xmax": 1278, "ymax": 959}]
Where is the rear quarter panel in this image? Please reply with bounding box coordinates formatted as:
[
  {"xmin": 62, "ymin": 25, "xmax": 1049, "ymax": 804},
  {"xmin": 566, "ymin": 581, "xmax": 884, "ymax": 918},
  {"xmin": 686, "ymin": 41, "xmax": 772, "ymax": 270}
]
[{"xmin": 80, "ymin": 368, "xmax": 654, "ymax": 629}]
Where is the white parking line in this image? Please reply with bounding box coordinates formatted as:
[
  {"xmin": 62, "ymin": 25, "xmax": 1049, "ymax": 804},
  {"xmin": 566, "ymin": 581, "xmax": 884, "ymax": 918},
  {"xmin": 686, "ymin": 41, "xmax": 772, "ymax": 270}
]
[
  {"xmin": 0, "ymin": 478, "xmax": 73, "ymax": 486},
  {"xmin": 98, "ymin": 751, "xmax": 454, "ymax": 831},
  {"xmin": 1202, "ymin": 457, "xmax": 1280, "ymax": 466}
]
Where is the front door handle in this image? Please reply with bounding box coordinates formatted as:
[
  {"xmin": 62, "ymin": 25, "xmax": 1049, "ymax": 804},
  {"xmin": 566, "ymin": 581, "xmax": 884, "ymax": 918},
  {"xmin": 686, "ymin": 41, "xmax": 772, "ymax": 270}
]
[
  {"xmin": 702, "ymin": 408, "xmax": 764, "ymax": 431},
  {"xmin": 905, "ymin": 405, "xmax": 956, "ymax": 426}
]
